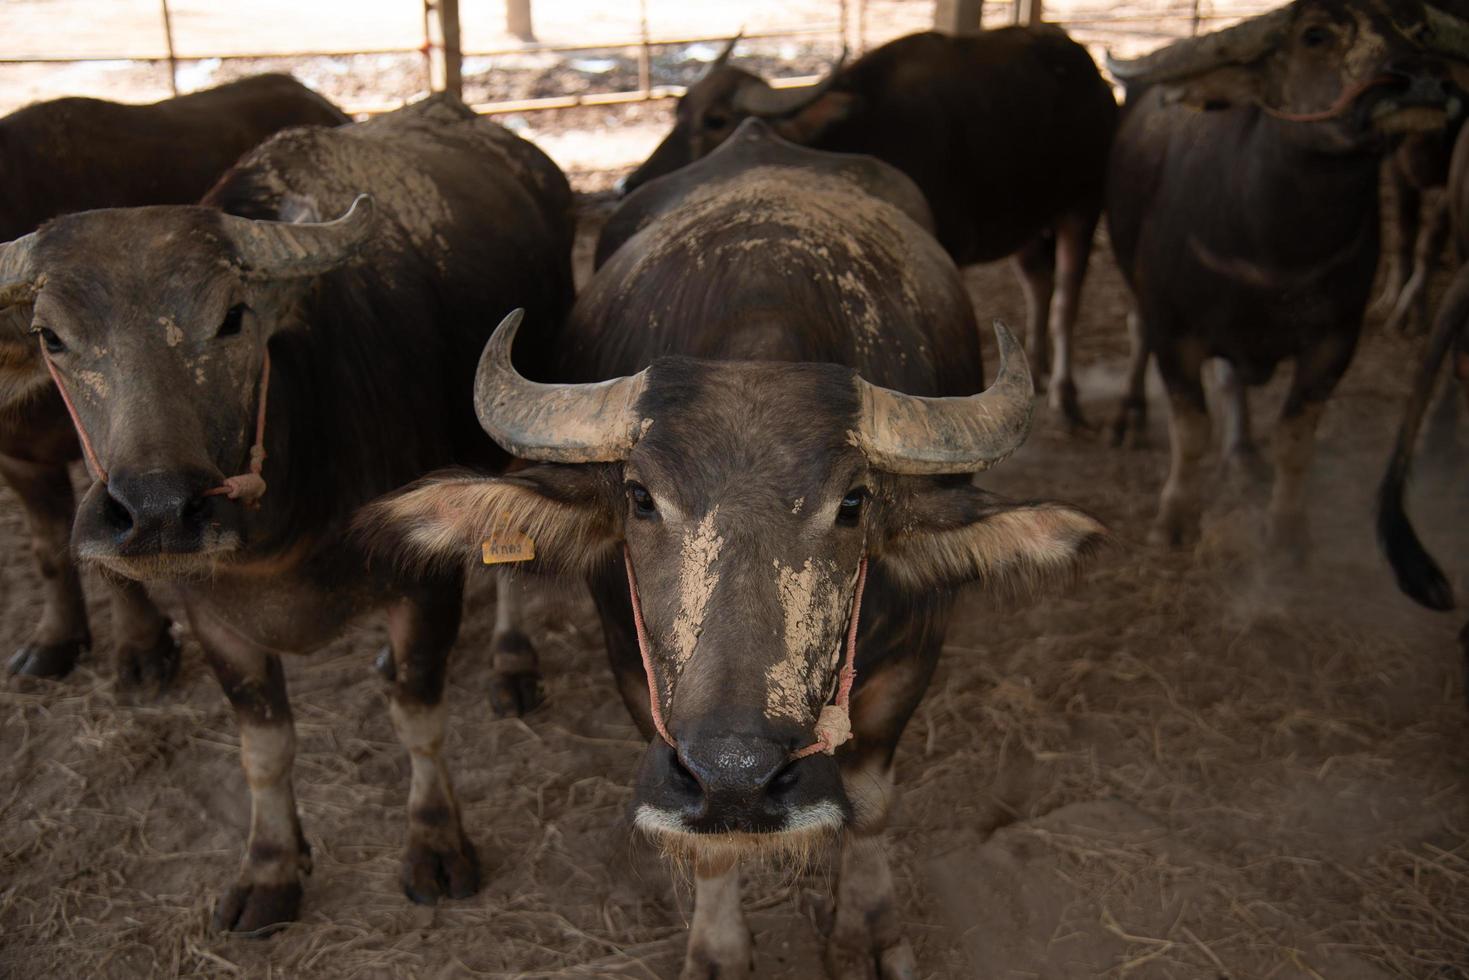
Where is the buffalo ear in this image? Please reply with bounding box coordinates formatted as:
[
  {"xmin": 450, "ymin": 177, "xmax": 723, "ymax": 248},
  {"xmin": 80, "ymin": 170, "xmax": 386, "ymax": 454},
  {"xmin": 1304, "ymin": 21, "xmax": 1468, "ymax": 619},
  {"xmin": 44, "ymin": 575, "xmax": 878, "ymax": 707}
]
[
  {"xmin": 1154, "ymin": 65, "xmax": 1264, "ymax": 111},
  {"xmin": 874, "ymin": 481, "xmax": 1108, "ymax": 595},
  {"xmin": 355, "ymin": 464, "xmax": 623, "ymax": 579},
  {"xmin": 777, "ymin": 91, "xmax": 861, "ymax": 143}
]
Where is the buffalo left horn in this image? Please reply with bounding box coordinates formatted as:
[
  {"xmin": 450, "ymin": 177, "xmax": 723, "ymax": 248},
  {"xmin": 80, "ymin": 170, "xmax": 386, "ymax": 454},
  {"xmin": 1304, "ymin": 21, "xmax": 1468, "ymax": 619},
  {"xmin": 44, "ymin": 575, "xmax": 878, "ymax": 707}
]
[
  {"xmin": 854, "ymin": 319, "xmax": 1034, "ymax": 475},
  {"xmin": 219, "ymin": 193, "xmax": 376, "ymax": 280},
  {"xmin": 1105, "ymin": 4, "xmax": 1293, "ymax": 84},
  {"xmin": 473, "ymin": 309, "xmax": 649, "ymax": 463},
  {"xmin": 0, "ymin": 230, "xmax": 38, "ymax": 308},
  {"xmin": 731, "ymin": 47, "xmax": 850, "ymax": 117}
]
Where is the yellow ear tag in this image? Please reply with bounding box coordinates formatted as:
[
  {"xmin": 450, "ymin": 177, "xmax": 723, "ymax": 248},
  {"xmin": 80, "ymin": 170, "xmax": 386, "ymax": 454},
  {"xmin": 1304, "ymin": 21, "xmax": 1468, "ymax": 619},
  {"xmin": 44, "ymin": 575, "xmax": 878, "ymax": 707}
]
[{"xmin": 481, "ymin": 513, "xmax": 535, "ymax": 565}]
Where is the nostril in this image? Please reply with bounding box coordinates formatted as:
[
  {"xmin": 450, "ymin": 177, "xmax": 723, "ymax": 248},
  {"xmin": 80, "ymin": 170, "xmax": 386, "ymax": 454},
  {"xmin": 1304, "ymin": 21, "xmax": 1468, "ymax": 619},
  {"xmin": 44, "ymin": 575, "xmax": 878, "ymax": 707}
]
[
  {"xmin": 668, "ymin": 748, "xmax": 702, "ymax": 796},
  {"xmin": 103, "ymin": 491, "xmax": 134, "ymax": 532},
  {"xmin": 768, "ymin": 760, "xmax": 800, "ymax": 797},
  {"xmin": 182, "ymin": 494, "xmax": 210, "ymax": 525}
]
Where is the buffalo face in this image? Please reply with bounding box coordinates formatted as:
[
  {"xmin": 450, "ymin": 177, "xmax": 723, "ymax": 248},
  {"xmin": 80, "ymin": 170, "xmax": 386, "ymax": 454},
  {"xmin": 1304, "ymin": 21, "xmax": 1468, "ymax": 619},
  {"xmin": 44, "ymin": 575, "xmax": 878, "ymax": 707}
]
[
  {"xmin": 1109, "ymin": 0, "xmax": 1469, "ymax": 149},
  {"xmin": 620, "ymin": 37, "xmax": 850, "ymax": 194},
  {"xmin": 0, "ymin": 198, "xmax": 373, "ymax": 580},
  {"xmin": 365, "ymin": 312, "xmax": 1107, "ymax": 862}
]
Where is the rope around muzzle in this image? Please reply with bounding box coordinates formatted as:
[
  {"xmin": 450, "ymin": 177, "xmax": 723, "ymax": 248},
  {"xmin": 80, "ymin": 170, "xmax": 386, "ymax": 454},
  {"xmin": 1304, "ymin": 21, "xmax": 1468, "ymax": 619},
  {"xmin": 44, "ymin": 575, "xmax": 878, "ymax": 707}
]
[
  {"xmin": 1258, "ymin": 74, "xmax": 1398, "ymax": 123},
  {"xmin": 39, "ymin": 341, "xmax": 272, "ymax": 508},
  {"xmin": 623, "ymin": 545, "xmax": 869, "ymax": 760}
]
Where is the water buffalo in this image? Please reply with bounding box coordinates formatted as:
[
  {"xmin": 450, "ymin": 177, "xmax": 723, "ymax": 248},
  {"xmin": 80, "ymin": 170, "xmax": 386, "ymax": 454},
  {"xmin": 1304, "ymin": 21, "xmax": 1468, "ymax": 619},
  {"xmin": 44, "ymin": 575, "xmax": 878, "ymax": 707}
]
[
  {"xmin": 1, "ymin": 73, "xmax": 347, "ymax": 686},
  {"xmin": 1107, "ymin": 0, "xmax": 1469, "ymax": 555},
  {"xmin": 0, "ymin": 94, "xmax": 573, "ymax": 931},
  {"xmin": 366, "ymin": 120, "xmax": 1104, "ymax": 979},
  {"xmin": 617, "ymin": 28, "xmax": 1118, "ymax": 430}
]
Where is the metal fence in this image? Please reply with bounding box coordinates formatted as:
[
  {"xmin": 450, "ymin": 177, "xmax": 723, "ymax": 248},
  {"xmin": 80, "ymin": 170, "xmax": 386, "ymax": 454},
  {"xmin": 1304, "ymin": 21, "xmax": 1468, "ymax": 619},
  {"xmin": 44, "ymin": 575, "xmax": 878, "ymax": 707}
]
[{"xmin": 0, "ymin": 0, "xmax": 1274, "ymax": 117}]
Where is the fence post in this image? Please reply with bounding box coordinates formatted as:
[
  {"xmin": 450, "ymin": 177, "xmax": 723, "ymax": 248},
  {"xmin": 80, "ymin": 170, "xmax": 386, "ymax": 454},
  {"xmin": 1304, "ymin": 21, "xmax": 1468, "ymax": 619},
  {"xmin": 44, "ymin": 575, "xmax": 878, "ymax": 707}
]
[
  {"xmin": 932, "ymin": 0, "xmax": 983, "ymax": 35},
  {"xmin": 1018, "ymin": 0, "xmax": 1043, "ymax": 25},
  {"xmin": 439, "ymin": 0, "xmax": 462, "ymax": 98},
  {"xmin": 159, "ymin": 0, "xmax": 179, "ymax": 95},
  {"xmin": 507, "ymin": 0, "xmax": 535, "ymax": 43}
]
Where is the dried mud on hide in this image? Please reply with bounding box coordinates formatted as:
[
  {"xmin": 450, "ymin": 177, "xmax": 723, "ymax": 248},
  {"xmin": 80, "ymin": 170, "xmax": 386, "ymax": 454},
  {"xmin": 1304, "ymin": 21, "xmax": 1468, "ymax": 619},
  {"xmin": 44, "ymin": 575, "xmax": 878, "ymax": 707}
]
[{"xmin": 3, "ymin": 174, "xmax": 1469, "ymax": 979}]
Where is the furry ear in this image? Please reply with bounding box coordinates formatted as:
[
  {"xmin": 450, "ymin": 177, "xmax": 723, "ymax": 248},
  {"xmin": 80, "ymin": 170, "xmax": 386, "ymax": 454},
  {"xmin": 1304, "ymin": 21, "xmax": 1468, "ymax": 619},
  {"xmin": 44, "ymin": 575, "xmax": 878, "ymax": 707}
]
[
  {"xmin": 355, "ymin": 464, "xmax": 622, "ymax": 579},
  {"xmin": 874, "ymin": 481, "xmax": 1108, "ymax": 595},
  {"xmin": 776, "ymin": 91, "xmax": 860, "ymax": 143}
]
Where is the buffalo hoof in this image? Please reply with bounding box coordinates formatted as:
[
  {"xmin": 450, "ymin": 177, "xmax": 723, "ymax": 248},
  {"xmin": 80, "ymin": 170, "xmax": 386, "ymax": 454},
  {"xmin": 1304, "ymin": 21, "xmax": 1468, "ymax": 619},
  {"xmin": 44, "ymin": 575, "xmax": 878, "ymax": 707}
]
[
  {"xmin": 1109, "ymin": 400, "xmax": 1149, "ymax": 449},
  {"xmin": 1147, "ymin": 515, "xmax": 1195, "ymax": 550},
  {"xmin": 1266, "ymin": 513, "xmax": 1311, "ymax": 566},
  {"xmin": 7, "ymin": 638, "xmax": 87, "ymax": 679},
  {"xmin": 824, "ymin": 934, "xmax": 917, "ymax": 980},
  {"xmin": 488, "ymin": 630, "xmax": 543, "ymax": 717},
  {"xmin": 680, "ymin": 935, "xmax": 754, "ymax": 980},
  {"xmin": 114, "ymin": 628, "xmax": 181, "ymax": 695},
  {"xmin": 213, "ymin": 878, "xmax": 302, "ymax": 936},
  {"xmin": 401, "ymin": 831, "xmax": 481, "ymax": 904},
  {"xmin": 1050, "ymin": 380, "xmax": 1091, "ymax": 434}
]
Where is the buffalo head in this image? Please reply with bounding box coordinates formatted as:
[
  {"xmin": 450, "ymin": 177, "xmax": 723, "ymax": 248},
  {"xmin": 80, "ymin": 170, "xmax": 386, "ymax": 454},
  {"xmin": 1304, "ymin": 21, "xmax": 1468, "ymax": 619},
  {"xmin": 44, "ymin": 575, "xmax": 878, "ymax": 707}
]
[
  {"xmin": 620, "ymin": 36, "xmax": 851, "ymax": 194},
  {"xmin": 1108, "ymin": 0, "xmax": 1469, "ymax": 147},
  {"xmin": 0, "ymin": 196, "xmax": 373, "ymax": 579},
  {"xmin": 365, "ymin": 311, "xmax": 1105, "ymax": 861}
]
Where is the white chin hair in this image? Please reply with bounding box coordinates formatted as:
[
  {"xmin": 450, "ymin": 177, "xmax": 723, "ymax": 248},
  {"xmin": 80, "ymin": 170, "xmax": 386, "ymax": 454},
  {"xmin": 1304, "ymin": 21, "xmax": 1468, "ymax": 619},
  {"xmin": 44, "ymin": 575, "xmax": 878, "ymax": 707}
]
[{"xmin": 633, "ymin": 803, "xmax": 845, "ymax": 867}]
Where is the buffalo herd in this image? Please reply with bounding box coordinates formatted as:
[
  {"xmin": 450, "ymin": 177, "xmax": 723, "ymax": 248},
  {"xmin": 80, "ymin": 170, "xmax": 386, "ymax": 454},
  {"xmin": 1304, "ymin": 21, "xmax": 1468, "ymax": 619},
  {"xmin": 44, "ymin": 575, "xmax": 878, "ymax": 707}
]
[{"xmin": 2, "ymin": 1, "xmax": 1468, "ymax": 977}]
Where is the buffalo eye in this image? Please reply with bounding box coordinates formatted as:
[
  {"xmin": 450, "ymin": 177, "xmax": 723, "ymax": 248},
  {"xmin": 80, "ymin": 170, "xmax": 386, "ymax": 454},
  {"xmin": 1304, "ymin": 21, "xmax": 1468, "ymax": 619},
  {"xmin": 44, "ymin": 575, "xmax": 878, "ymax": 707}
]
[
  {"xmin": 35, "ymin": 326, "xmax": 66, "ymax": 354},
  {"xmin": 1300, "ymin": 25, "xmax": 1332, "ymax": 48},
  {"xmin": 217, "ymin": 303, "xmax": 249, "ymax": 338},
  {"xmin": 837, "ymin": 487, "xmax": 867, "ymax": 527},
  {"xmin": 627, "ymin": 481, "xmax": 658, "ymax": 518}
]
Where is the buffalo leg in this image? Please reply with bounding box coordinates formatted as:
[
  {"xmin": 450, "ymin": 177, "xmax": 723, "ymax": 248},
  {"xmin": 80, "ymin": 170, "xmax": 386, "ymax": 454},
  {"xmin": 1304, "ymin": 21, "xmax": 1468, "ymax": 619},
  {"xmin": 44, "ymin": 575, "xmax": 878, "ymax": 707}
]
[
  {"xmin": 1152, "ymin": 342, "xmax": 1211, "ymax": 547},
  {"xmin": 193, "ymin": 612, "xmax": 310, "ymax": 933},
  {"xmin": 1267, "ymin": 336, "xmax": 1354, "ymax": 560},
  {"xmin": 0, "ymin": 452, "xmax": 90, "ymax": 678},
  {"xmin": 1011, "ymin": 234, "xmax": 1055, "ymax": 394},
  {"xmin": 1216, "ymin": 360, "xmax": 1269, "ymax": 489},
  {"xmin": 1373, "ymin": 161, "xmax": 1421, "ymax": 322},
  {"xmin": 487, "ymin": 571, "xmax": 543, "ymax": 717},
  {"xmin": 1387, "ymin": 196, "xmax": 1450, "ymax": 336},
  {"xmin": 386, "ymin": 582, "xmax": 480, "ymax": 904},
  {"xmin": 1111, "ymin": 311, "xmax": 1151, "ymax": 448},
  {"xmin": 1046, "ymin": 210, "xmax": 1099, "ymax": 430},
  {"xmin": 103, "ymin": 572, "xmax": 179, "ymax": 693},
  {"xmin": 681, "ymin": 854, "xmax": 753, "ymax": 980}
]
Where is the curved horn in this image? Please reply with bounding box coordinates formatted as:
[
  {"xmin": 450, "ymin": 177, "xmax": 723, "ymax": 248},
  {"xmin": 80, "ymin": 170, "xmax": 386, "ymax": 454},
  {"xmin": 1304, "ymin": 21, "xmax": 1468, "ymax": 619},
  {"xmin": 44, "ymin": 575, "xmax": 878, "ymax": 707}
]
[
  {"xmin": 1423, "ymin": 4, "xmax": 1469, "ymax": 61},
  {"xmin": 0, "ymin": 230, "xmax": 39, "ymax": 308},
  {"xmin": 474, "ymin": 309, "xmax": 649, "ymax": 463},
  {"xmin": 855, "ymin": 319, "xmax": 1033, "ymax": 475},
  {"xmin": 707, "ymin": 31, "xmax": 743, "ymax": 74},
  {"xmin": 1106, "ymin": 5, "xmax": 1293, "ymax": 84},
  {"xmin": 731, "ymin": 46, "xmax": 849, "ymax": 117},
  {"xmin": 218, "ymin": 193, "xmax": 376, "ymax": 280}
]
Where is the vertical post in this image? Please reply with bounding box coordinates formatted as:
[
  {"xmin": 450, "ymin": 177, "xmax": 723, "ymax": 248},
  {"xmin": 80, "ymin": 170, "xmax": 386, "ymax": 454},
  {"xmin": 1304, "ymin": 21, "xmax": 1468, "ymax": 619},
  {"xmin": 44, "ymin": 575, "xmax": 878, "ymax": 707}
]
[
  {"xmin": 159, "ymin": 0, "xmax": 179, "ymax": 96},
  {"xmin": 507, "ymin": 0, "xmax": 535, "ymax": 43},
  {"xmin": 839, "ymin": 0, "xmax": 849, "ymax": 53},
  {"xmin": 439, "ymin": 0, "xmax": 462, "ymax": 99},
  {"xmin": 422, "ymin": 0, "xmax": 436, "ymax": 92},
  {"xmin": 1018, "ymin": 0, "xmax": 1043, "ymax": 26},
  {"xmin": 637, "ymin": 0, "xmax": 652, "ymax": 97},
  {"xmin": 1191, "ymin": 0, "xmax": 1202, "ymax": 35},
  {"xmin": 857, "ymin": 0, "xmax": 868, "ymax": 52},
  {"xmin": 932, "ymin": 0, "xmax": 983, "ymax": 36}
]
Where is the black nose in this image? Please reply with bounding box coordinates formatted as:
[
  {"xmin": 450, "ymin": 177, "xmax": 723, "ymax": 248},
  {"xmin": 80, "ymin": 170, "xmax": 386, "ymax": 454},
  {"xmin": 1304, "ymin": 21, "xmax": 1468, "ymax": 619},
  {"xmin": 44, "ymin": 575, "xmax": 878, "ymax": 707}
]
[
  {"xmin": 97, "ymin": 469, "xmax": 221, "ymax": 554},
  {"xmin": 635, "ymin": 720, "xmax": 849, "ymax": 835}
]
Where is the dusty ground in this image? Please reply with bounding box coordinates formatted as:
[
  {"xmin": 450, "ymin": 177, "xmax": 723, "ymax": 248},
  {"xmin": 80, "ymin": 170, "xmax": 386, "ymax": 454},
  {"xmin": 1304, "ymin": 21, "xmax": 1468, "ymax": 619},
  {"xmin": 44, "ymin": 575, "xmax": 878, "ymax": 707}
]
[{"xmin": 2, "ymin": 173, "xmax": 1467, "ymax": 977}]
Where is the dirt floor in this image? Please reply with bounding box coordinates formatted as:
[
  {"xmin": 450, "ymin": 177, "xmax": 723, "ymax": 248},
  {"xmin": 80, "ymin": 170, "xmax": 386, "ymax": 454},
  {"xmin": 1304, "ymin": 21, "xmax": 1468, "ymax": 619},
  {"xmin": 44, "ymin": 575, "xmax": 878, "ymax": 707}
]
[{"xmin": 2, "ymin": 159, "xmax": 1468, "ymax": 977}]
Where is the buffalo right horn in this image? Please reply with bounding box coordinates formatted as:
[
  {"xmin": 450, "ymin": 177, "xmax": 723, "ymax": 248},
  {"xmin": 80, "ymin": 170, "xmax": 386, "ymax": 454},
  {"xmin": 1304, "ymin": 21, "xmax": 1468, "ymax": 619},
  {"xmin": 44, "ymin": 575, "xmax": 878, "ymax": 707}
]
[
  {"xmin": 854, "ymin": 319, "xmax": 1034, "ymax": 475},
  {"xmin": 1106, "ymin": 4, "xmax": 1293, "ymax": 84},
  {"xmin": 473, "ymin": 309, "xmax": 649, "ymax": 463},
  {"xmin": 731, "ymin": 46, "xmax": 849, "ymax": 117}
]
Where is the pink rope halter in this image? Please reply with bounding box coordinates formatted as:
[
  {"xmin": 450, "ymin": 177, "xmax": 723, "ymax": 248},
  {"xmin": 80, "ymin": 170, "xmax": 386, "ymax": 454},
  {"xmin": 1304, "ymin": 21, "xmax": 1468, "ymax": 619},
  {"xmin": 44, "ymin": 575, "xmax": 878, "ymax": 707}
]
[
  {"xmin": 622, "ymin": 544, "xmax": 868, "ymax": 760},
  {"xmin": 40, "ymin": 340, "xmax": 272, "ymax": 507},
  {"xmin": 1259, "ymin": 74, "xmax": 1397, "ymax": 123}
]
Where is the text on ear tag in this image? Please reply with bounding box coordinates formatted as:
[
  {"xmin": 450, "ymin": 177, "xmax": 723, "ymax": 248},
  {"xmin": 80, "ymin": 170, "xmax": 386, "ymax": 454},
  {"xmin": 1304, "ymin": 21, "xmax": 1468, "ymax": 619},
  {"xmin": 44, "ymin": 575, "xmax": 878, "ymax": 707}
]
[{"xmin": 481, "ymin": 512, "xmax": 535, "ymax": 564}]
